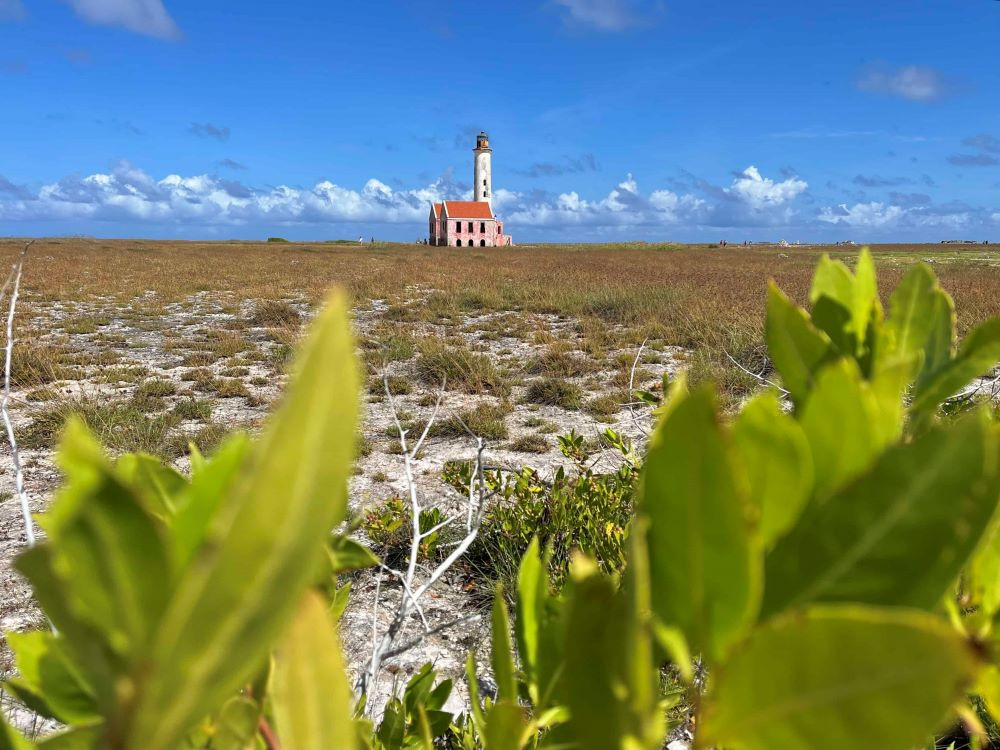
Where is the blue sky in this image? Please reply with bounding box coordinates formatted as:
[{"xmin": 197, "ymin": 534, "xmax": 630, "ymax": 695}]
[{"xmin": 1, "ymin": 0, "xmax": 998, "ymax": 242}]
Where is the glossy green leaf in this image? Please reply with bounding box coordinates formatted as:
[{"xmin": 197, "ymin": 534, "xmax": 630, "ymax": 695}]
[
  {"xmin": 491, "ymin": 585, "xmax": 517, "ymax": 703},
  {"xmin": 129, "ymin": 291, "xmax": 359, "ymax": 749},
  {"xmin": 272, "ymin": 591, "xmax": 357, "ymax": 750},
  {"xmin": 763, "ymin": 413, "xmax": 1000, "ymax": 616},
  {"xmin": 328, "ymin": 535, "xmax": 379, "ymax": 574},
  {"xmin": 799, "ymin": 360, "xmax": 898, "ymax": 501},
  {"xmin": 701, "ymin": 606, "xmax": 981, "ymax": 750},
  {"xmin": 638, "ymin": 386, "xmax": 759, "ymax": 661},
  {"xmin": 912, "ymin": 317, "xmax": 1000, "ymax": 412},
  {"xmin": 765, "ymin": 283, "xmax": 832, "ymax": 406},
  {"xmin": 4, "ymin": 631, "xmax": 98, "ymax": 724},
  {"xmin": 731, "ymin": 392, "xmax": 813, "ymax": 548}
]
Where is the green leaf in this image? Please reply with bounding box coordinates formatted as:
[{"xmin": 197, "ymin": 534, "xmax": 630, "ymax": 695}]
[
  {"xmin": 514, "ymin": 538, "xmax": 564, "ymax": 709},
  {"xmin": 4, "ymin": 631, "xmax": 98, "ymax": 724},
  {"xmin": 19, "ymin": 420, "xmax": 172, "ymax": 677},
  {"xmin": 483, "ymin": 700, "xmax": 528, "ymax": 750},
  {"xmin": 700, "ymin": 606, "xmax": 982, "ymax": 750},
  {"xmin": 465, "ymin": 653, "xmax": 486, "ymax": 735},
  {"xmin": 809, "ymin": 255, "xmax": 856, "ymax": 311},
  {"xmin": 763, "ymin": 413, "xmax": 1000, "ymax": 616},
  {"xmin": 514, "ymin": 538, "xmax": 543, "ymax": 703},
  {"xmin": 808, "ymin": 251, "xmax": 880, "ymax": 359},
  {"xmin": 376, "ymin": 701, "xmax": 405, "ymax": 750},
  {"xmin": 967, "ymin": 512, "xmax": 1000, "ymax": 618},
  {"xmin": 915, "ymin": 285, "xmax": 957, "ymax": 392},
  {"xmin": 211, "ymin": 696, "xmax": 261, "ymax": 750},
  {"xmin": 169, "ymin": 433, "xmax": 252, "ymax": 571},
  {"xmin": 765, "ymin": 283, "xmax": 832, "ymax": 406},
  {"xmin": 0, "ymin": 713, "xmax": 32, "ymax": 750},
  {"xmin": 638, "ymin": 386, "xmax": 759, "ymax": 661},
  {"xmin": 491, "ymin": 586, "xmax": 517, "ymax": 703},
  {"xmin": 556, "ymin": 553, "xmax": 663, "ymax": 750},
  {"xmin": 129, "ymin": 291, "xmax": 360, "ymax": 749},
  {"xmin": 328, "ymin": 535, "xmax": 379, "ymax": 574},
  {"xmin": 115, "ymin": 453, "xmax": 187, "ymax": 518},
  {"xmin": 799, "ymin": 359, "xmax": 899, "ymax": 501},
  {"xmin": 272, "ymin": 591, "xmax": 357, "ymax": 750},
  {"xmin": 912, "ymin": 317, "xmax": 1000, "ymax": 412},
  {"xmin": 885, "ymin": 262, "xmax": 939, "ymax": 366},
  {"xmin": 34, "ymin": 727, "xmax": 100, "ymax": 750},
  {"xmin": 731, "ymin": 392, "xmax": 813, "ymax": 548}
]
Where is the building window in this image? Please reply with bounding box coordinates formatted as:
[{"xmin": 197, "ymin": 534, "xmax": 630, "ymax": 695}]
[
  {"xmin": 482, "ymin": 190, "xmax": 487, "ymax": 198},
  {"xmin": 467, "ymin": 221, "xmax": 473, "ymax": 232},
  {"xmin": 483, "ymin": 179, "xmax": 486, "ymax": 186},
  {"xmin": 480, "ymin": 222, "xmax": 486, "ymax": 232},
  {"xmin": 456, "ymin": 239, "xmax": 462, "ymax": 247},
  {"xmin": 480, "ymin": 239, "xmax": 486, "ymax": 246}
]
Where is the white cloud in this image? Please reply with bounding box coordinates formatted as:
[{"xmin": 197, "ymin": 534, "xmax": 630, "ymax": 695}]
[
  {"xmin": 856, "ymin": 64, "xmax": 948, "ymax": 102},
  {"xmin": 725, "ymin": 166, "xmax": 807, "ymax": 208},
  {"xmin": 62, "ymin": 0, "xmax": 181, "ymax": 40},
  {"xmin": 818, "ymin": 202, "xmax": 905, "ymax": 228},
  {"xmin": 552, "ymin": 0, "xmax": 657, "ymax": 31},
  {"xmin": 0, "ymin": 0, "xmax": 27, "ymax": 21}
]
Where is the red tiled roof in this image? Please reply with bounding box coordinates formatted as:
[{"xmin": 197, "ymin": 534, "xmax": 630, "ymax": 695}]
[
  {"xmin": 442, "ymin": 200, "xmax": 494, "ymax": 219},
  {"xmin": 432, "ymin": 203, "xmax": 442, "ymax": 218}
]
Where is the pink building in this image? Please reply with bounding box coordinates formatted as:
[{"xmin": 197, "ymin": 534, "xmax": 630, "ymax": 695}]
[
  {"xmin": 429, "ymin": 201, "xmax": 511, "ymax": 247},
  {"xmin": 428, "ymin": 131, "xmax": 513, "ymax": 247}
]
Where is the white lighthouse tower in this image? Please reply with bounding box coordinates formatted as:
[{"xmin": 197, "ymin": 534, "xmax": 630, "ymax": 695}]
[{"xmin": 473, "ymin": 131, "xmax": 492, "ymax": 204}]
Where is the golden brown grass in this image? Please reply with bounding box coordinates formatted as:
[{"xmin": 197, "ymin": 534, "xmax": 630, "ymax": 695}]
[{"xmin": 5, "ymin": 239, "xmax": 998, "ymax": 399}]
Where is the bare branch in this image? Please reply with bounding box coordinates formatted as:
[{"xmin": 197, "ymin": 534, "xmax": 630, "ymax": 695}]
[
  {"xmin": 723, "ymin": 349, "xmax": 789, "ymax": 396},
  {"xmin": 628, "ymin": 339, "xmax": 650, "ymax": 438},
  {"xmin": 381, "ymin": 614, "xmax": 483, "ymax": 660},
  {"xmin": 1, "ymin": 241, "xmax": 34, "ymax": 547},
  {"xmin": 359, "ymin": 383, "xmax": 491, "ymax": 714}
]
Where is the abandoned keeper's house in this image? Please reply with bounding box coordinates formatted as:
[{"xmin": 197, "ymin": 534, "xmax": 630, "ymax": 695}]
[{"xmin": 428, "ymin": 131, "xmax": 513, "ymax": 247}]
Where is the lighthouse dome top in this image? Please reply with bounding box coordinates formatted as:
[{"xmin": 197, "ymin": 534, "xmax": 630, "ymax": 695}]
[{"xmin": 475, "ymin": 131, "xmax": 490, "ymax": 149}]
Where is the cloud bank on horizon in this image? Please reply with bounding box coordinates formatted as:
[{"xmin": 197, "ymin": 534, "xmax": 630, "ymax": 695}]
[{"xmin": 1, "ymin": 161, "xmax": 995, "ymax": 241}]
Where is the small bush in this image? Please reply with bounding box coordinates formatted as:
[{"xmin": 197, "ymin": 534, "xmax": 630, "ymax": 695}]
[
  {"xmin": 172, "ymin": 398, "xmax": 214, "ymax": 421},
  {"xmin": 11, "ymin": 344, "xmax": 67, "ymax": 387},
  {"xmin": 251, "ymin": 300, "xmax": 301, "ymax": 327},
  {"xmin": 22, "ymin": 399, "xmax": 181, "ymax": 457},
  {"xmin": 585, "ymin": 392, "xmax": 623, "ymax": 420},
  {"xmin": 136, "ymin": 379, "xmax": 178, "ymax": 398},
  {"xmin": 524, "ymin": 377, "xmax": 583, "ymax": 409},
  {"xmin": 508, "ymin": 433, "xmax": 549, "ymax": 453},
  {"xmin": 415, "ymin": 339, "xmax": 509, "ymax": 395},
  {"xmin": 527, "ymin": 345, "xmax": 599, "ymax": 378},
  {"xmin": 266, "ymin": 237, "xmax": 289, "ymax": 243}
]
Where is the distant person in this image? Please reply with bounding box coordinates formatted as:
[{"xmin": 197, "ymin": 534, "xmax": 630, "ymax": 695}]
[{"xmin": 358, "ymin": 236, "xmax": 363, "ymax": 244}]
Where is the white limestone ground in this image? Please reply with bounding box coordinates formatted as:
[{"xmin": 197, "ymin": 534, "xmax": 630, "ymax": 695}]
[{"xmin": 0, "ymin": 286, "xmax": 687, "ymax": 732}]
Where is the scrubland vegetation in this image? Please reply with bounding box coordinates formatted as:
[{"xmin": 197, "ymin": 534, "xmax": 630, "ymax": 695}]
[{"xmin": 1, "ymin": 238, "xmax": 1000, "ymax": 749}]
